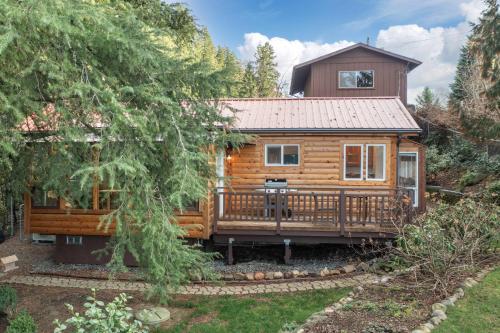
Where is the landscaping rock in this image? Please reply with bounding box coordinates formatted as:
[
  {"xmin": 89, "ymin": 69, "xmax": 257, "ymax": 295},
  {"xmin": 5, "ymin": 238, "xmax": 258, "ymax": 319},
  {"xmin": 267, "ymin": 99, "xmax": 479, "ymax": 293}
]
[
  {"xmin": 320, "ymin": 268, "xmax": 329, "ymax": 277},
  {"xmin": 223, "ymin": 274, "xmax": 233, "ymax": 281},
  {"xmin": 340, "ymin": 265, "xmax": 355, "ymax": 274},
  {"xmin": 273, "ymin": 271, "xmax": 284, "ymax": 279},
  {"xmin": 455, "ymin": 288, "xmax": 464, "ymax": 297},
  {"xmin": 254, "ymin": 272, "xmax": 265, "ymax": 280},
  {"xmin": 283, "ymin": 271, "xmax": 293, "ymax": 279},
  {"xmin": 416, "ymin": 326, "xmax": 431, "ymax": 333},
  {"xmin": 298, "ymin": 270, "xmax": 309, "ymax": 277},
  {"xmin": 265, "ymin": 271, "xmax": 275, "ymax": 280},
  {"xmin": 430, "ymin": 317, "xmax": 442, "ymax": 326},
  {"xmin": 291, "ymin": 270, "xmax": 300, "ymax": 278},
  {"xmin": 431, "ymin": 303, "xmax": 446, "ymax": 312},
  {"xmin": 245, "ymin": 272, "xmax": 254, "ymax": 281},
  {"xmin": 233, "ymin": 272, "xmax": 246, "ymax": 281},
  {"xmin": 329, "ymin": 269, "xmax": 340, "ymax": 275},
  {"xmin": 422, "ymin": 322, "xmax": 434, "ymax": 330},
  {"xmin": 356, "ymin": 262, "xmax": 370, "ymax": 272},
  {"xmin": 135, "ymin": 307, "xmax": 170, "ymax": 326},
  {"xmin": 432, "ymin": 309, "xmax": 447, "ymax": 319}
]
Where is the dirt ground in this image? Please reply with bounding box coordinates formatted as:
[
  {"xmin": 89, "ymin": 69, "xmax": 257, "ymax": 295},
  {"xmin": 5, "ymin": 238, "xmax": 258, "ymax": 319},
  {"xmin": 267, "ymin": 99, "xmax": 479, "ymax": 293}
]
[
  {"xmin": 304, "ymin": 275, "xmax": 454, "ymax": 333},
  {"xmin": 0, "ymin": 236, "xmax": 54, "ymax": 275},
  {"xmin": 0, "ymin": 283, "xmax": 194, "ymax": 333}
]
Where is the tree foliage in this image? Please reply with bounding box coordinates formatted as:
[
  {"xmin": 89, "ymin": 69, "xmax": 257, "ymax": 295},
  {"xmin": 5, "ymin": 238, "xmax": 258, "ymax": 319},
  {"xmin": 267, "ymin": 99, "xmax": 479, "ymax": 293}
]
[
  {"xmin": 449, "ymin": 0, "xmax": 499, "ymax": 139},
  {"xmin": 0, "ymin": 0, "xmax": 244, "ymax": 302},
  {"xmin": 254, "ymin": 42, "xmax": 281, "ymax": 97}
]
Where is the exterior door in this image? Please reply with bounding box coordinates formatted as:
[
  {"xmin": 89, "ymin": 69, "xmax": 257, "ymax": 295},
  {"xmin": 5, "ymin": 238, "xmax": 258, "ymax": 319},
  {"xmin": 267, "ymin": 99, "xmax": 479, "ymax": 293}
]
[{"xmin": 398, "ymin": 152, "xmax": 418, "ymax": 207}]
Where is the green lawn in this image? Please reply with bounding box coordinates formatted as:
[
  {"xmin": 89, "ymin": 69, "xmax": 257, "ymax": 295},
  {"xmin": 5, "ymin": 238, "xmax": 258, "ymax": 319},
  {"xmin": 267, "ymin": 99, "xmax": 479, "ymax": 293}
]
[
  {"xmin": 434, "ymin": 267, "xmax": 500, "ymax": 333},
  {"xmin": 157, "ymin": 288, "xmax": 351, "ymax": 333}
]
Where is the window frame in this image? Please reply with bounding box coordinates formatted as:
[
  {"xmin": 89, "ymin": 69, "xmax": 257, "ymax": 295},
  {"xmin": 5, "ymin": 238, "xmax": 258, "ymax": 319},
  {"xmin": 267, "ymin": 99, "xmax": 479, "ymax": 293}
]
[
  {"xmin": 264, "ymin": 144, "xmax": 300, "ymax": 167},
  {"xmin": 31, "ymin": 188, "xmax": 60, "ymax": 209},
  {"xmin": 338, "ymin": 70, "xmax": 375, "ymax": 89},
  {"xmin": 66, "ymin": 235, "xmax": 83, "ymax": 246},
  {"xmin": 366, "ymin": 144, "xmax": 386, "ymax": 181},
  {"xmin": 343, "ymin": 144, "xmax": 364, "ymax": 181}
]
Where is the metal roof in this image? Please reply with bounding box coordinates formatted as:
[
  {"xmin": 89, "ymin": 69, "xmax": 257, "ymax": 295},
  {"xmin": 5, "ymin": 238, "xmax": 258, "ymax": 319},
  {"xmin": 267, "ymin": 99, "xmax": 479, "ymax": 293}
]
[
  {"xmin": 217, "ymin": 97, "xmax": 421, "ymax": 134},
  {"xmin": 289, "ymin": 43, "xmax": 422, "ymax": 95}
]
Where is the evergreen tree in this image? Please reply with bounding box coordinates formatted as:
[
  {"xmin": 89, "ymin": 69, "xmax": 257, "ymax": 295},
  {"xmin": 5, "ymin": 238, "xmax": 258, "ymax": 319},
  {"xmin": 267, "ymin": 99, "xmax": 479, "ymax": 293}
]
[
  {"xmin": 416, "ymin": 87, "xmax": 441, "ymax": 115},
  {"xmin": 239, "ymin": 62, "xmax": 258, "ymax": 97},
  {"xmin": 469, "ymin": 0, "xmax": 499, "ymax": 105},
  {"xmin": 449, "ymin": 44, "xmax": 474, "ymax": 109},
  {"xmin": 216, "ymin": 46, "xmax": 244, "ymax": 97},
  {"xmin": 0, "ymin": 0, "xmax": 243, "ymax": 302},
  {"xmin": 254, "ymin": 42, "xmax": 280, "ymax": 97}
]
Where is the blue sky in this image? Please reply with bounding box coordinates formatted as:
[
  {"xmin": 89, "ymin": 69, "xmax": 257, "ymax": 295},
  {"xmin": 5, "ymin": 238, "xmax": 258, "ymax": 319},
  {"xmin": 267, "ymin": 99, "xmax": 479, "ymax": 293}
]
[{"xmin": 178, "ymin": 0, "xmax": 486, "ymax": 102}]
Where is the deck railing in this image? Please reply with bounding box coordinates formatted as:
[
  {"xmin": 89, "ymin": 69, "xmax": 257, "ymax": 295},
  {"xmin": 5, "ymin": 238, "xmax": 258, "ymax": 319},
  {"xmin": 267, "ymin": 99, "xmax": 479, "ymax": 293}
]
[{"xmin": 213, "ymin": 187, "xmax": 414, "ymax": 235}]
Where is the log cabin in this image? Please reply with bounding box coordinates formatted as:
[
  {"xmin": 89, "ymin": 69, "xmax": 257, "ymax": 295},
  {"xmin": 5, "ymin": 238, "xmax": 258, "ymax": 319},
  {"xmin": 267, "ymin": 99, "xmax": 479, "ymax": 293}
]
[{"xmin": 23, "ymin": 43, "xmax": 425, "ymax": 264}]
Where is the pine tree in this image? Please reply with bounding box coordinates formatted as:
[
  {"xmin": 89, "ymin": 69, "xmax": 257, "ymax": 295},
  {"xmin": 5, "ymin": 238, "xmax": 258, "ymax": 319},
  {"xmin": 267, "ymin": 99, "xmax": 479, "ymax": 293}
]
[
  {"xmin": 416, "ymin": 87, "xmax": 441, "ymax": 115},
  {"xmin": 216, "ymin": 46, "xmax": 244, "ymax": 97},
  {"xmin": 449, "ymin": 44, "xmax": 474, "ymax": 109},
  {"xmin": 254, "ymin": 42, "xmax": 280, "ymax": 97},
  {"xmin": 0, "ymin": 0, "xmax": 243, "ymax": 302},
  {"xmin": 239, "ymin": 62, "xmax": 258, "ymax": 97}
]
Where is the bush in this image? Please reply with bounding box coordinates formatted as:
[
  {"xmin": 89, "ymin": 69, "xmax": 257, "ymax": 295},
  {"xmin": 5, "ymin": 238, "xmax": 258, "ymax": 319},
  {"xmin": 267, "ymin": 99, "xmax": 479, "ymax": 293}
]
[
  {"xmin": 6, "ymin": 310, "xmax": 37, "ymax": 333},
  {"xmin": 0, "ymin": 285, "xmax": 17, "ymax": 316},
  {"xmin": 54, "ymin": 289, "xmax": 148, "ymax": 333},
  {"xmin": 394, "ymin": 199, "xmax": 499, "ymax": 294}
]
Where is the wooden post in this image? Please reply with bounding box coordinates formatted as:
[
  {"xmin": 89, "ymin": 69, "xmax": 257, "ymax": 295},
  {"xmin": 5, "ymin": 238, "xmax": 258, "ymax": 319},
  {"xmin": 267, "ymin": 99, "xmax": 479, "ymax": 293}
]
[
  {"xmin": 276, "ymin": 192, "xmax": 281, "ymax": 234},
  {"xmin": 339, "ymin": 189, "xmax": 345, "ymax": 236},
  {"xmin": 284, "ymin": 239, "xmax": 291, "ymax": 264},
  {"xmin": 227, "ymin": 237, "xmax": 234, "ymax": 265},
  {"xmin": 213, "ymin": 192, "xmax": 219, "ymax": 233}
]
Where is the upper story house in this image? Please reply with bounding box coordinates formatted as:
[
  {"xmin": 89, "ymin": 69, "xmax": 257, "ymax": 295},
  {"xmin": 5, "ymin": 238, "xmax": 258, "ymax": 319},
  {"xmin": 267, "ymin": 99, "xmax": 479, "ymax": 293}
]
[
  {"xmin": 22, "ymin": 43, "xmax": 424, "ymax": 265},
  {"xmin": 290, "ymin": 43, "xmax": 421, "ymax": 105}
]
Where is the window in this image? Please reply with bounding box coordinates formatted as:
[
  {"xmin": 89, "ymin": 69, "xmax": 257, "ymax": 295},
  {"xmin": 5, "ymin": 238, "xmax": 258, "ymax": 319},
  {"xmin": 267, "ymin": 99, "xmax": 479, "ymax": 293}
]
[
  {"xmin": 366, "ymin": 144, "xmax": 386, "ymax": 181},
  {"xmin": 66, "ymin": 235, "xmax": 83, "ymax": 246},
  {"xmin": 344, "ymin": 144, "xmax": 363, "ymax": 180},
  {"xmin": 31, "ymin": 188, "xmax": 59, "ymax": 208},
  {"xmin": 265, "ymin": 144, "xmax": 299, "ymax": 166},
  {"xmin": 185, "ymin": 200, "xmax": 200, "ymax": 212},
  {"xmin": 99, "ymin": 187, "xmax": 121, "ymax": 210},
  {"xmin": 339, "ymin": 70, "xmax": 374, "ymax": 88}
]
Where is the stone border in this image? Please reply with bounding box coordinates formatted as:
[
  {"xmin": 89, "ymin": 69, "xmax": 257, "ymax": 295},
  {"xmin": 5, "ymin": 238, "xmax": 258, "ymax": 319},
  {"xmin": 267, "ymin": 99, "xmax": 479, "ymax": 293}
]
[
  {"xmin": 410, "ymin": 266, "xmax": 495, "ymax": 333},
  {"xmin": 1, "ymin": 272, "xmax": 383, "ymax": 296},
  {"xmin": 217, "ymin": 263, "xmax": 360, "ymax": 282}
]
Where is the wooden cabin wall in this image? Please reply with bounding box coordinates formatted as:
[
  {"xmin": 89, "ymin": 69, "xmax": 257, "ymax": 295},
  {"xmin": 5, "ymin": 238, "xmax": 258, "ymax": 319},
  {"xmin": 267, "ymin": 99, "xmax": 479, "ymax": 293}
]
[
  {"xmin": 227, "ymin": 134, "xmax": 398, "ymax": 188},
  {"xmin": 25, "ymin": 193, "xmax": 212, "ymax": 240}
]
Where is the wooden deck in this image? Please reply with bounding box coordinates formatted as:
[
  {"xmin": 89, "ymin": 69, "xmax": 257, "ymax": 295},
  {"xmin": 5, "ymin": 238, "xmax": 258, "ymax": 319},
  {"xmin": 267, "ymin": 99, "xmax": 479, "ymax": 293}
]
[{"xmin": 213, "ymin": 187, "xmax": 413, "ymax": 241}]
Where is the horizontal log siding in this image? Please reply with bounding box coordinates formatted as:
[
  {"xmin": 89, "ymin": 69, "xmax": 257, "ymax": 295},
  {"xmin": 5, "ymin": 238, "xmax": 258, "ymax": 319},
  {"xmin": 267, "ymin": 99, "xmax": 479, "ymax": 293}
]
[{"xmin": 229, "ymin": 134, "xmax": 397, "ymax": 188}]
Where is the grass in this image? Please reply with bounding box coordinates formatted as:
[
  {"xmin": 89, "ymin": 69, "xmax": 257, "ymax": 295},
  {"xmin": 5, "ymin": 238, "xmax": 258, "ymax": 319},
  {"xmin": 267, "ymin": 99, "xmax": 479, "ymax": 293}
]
[
  {"xmin": 157, "ymin": 288, "xmax": 351, "ymax": 333},
  {"xmin": 434, "ymin": 267, "xmax": 500, "ymax": 333}
]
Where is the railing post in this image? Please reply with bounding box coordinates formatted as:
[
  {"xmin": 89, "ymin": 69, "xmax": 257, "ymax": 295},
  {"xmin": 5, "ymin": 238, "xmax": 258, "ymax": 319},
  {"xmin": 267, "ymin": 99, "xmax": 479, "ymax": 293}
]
[
  {"xmin": 213, "ymin": 191, "xmax": 219, "ymax": 233},
  {"xmin": 339, "ymin": 189, "xmax": 345, "ymax": 236},
  {"xmin": 276, "ymin": 191, "xmax": 281, "ymax": 234}
]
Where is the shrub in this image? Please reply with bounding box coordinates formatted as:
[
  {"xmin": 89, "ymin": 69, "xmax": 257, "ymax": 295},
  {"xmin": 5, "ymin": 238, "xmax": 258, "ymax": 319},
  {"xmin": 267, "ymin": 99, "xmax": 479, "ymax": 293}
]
[
  {"xmin": 6, "ymin": 310, "xmax": 37, "ymax": 333},
  {"xmin": 53, "ymin": 289, "xmax": 148, "ymax": 333},
  {"xmin": 0, "ymin": 285, "xmax": 17, "ymax": 316},
  {"xmin": 394, "ymin": 198, "xmax": 499, "ymax": 294}
]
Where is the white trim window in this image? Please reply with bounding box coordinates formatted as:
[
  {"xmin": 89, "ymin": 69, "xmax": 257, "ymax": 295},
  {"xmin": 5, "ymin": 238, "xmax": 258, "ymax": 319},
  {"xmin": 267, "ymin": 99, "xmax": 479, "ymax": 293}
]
[
  {"xmin": 265, "ymin": 144, "xmax": 300, "ymax": 166},
  {"xmin": 66, "ymin": 235, "xmax": 83, "ymax": 246},
  {"xmin": 343, "ymin": 144, "xmax": 364, "ymax": 180},
  {"xmin": 398, "ymin": 152, "xmax": 419, "ymax": 207},
  {"xmin": 366, "ymin": 144, "xmax": 386, "ymax": 181},
  {"xmin": 339, "ymin": 70, "xmax": 374, "ymax": 88}
]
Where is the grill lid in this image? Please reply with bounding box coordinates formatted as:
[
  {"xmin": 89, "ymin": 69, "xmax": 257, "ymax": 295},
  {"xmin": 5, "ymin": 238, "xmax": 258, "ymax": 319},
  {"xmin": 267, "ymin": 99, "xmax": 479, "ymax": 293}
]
[{"xmin": 264, "ymin": 178, "xmax": 288, "ymax": 188}]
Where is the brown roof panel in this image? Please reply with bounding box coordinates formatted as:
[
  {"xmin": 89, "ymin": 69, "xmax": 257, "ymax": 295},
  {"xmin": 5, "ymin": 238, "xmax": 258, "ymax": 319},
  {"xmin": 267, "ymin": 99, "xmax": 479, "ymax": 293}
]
[{"xmin": 217, "ymin": 97, "xmax": 421, "ymax": 134}]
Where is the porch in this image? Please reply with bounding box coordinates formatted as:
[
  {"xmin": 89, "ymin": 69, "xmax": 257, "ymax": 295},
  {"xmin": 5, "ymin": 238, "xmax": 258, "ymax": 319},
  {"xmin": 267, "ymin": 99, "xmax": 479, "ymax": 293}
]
[{"xmin": 213, "ymin": 187, "xmax": 414, "ymax": 239}]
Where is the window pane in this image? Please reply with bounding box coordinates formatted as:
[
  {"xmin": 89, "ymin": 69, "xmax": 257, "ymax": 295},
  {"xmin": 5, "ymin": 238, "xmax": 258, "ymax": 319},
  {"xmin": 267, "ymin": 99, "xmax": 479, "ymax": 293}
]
[
  {"xmin": 339, "ymin": 71, "xmax": 356, "ymax": 88},
  {"xmin": 266, "ymin": 146, "xmax": 281, "ymax": 164},
  {"xmin": 398, "ymin": 154, "xmax": 417, "ymax": 187},
  {"xmin": 185, "ymin": 200, "xmax": 199, "ymax": 211},
  {"xmin": 357, "ymin": 70, "xmax": 374, "ymax": 87},
  {"xmin": 345, "ymin": 145, "xmax": 362, "ymax": 179},
  {"xmin": 367, "ymin": 145, "xmax": 385, "ymax": 180},
  {"xmin": 283, "ymin": 145, "xmax": 299, "ymax": 165},
  {"xmin": 32, "ymin": 188, "xmax": 59, "ymax": 208}
]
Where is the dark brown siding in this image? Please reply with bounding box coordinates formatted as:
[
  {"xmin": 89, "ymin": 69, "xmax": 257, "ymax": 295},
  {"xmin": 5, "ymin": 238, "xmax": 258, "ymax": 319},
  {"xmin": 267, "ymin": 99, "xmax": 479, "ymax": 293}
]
[{"xmin": 306, "ymin": 48, "xmax": 409, "ymax": 105}]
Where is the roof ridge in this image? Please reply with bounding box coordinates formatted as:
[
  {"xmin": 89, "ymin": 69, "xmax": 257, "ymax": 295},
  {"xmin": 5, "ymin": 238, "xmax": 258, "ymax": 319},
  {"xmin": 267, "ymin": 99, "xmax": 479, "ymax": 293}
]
[{"xmin": 216, "ymin": 96, "xmax": 401, "ymax": 102}]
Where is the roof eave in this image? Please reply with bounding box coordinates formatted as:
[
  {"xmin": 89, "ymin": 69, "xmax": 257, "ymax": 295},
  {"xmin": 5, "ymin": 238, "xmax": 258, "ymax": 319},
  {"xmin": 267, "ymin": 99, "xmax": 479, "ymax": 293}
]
[{"xmin": 229, "ymin": 128, "xmax": 422, "ymax": 134}]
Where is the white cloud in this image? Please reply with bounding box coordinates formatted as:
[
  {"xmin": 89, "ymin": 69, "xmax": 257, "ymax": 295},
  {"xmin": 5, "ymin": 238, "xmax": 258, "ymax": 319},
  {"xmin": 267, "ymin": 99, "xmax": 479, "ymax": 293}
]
[
  {"xmin": 237, "ymin": 0, "xmax": 486, "ymax": 103},
  {"xmin": 237, "ymin": 33, "xmax": 354, "ymax": 92}
]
